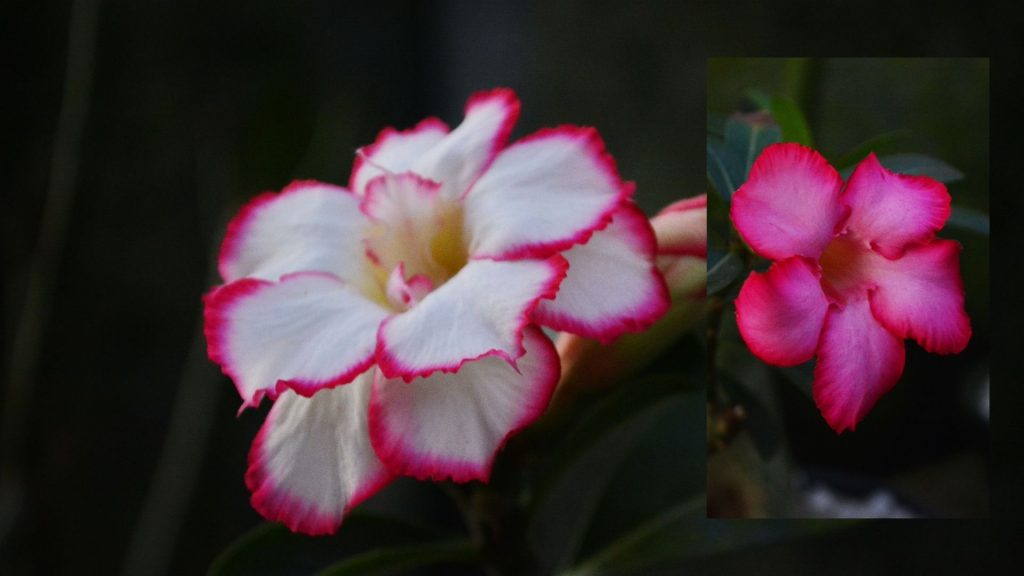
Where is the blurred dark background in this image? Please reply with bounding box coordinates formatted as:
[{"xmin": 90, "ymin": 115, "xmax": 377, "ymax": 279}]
[{"xmin": 2, "ymin": 1, "xmax": 1014, "ymax": 575}]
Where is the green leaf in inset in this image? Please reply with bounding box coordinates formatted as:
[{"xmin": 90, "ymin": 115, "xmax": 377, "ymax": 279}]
[
  {"xmin": 724, "ymin": 115, "xmax": 781, "ymax": 182},
  {"xmin": 314, "ymin": 539, "xmax": 479, "ymax": 576},
  {"xmin": 769, "ymin": 94, "xmax": 813, "ymax": 147},
  {"xmin": 744, "ymin": 88, "xmax": 773, "ymax": 111},
  {"xmin": 830, "ymin": 129, "xmax": 911, "ymax": 169},
  {"xmin": 946, "ymin": 205, "xmax": 989, "ymax": 236},
  {"xmin": 706, "ymin": 139, "xmax": 742, "ymax": 200},
  {"xmin": 707, "ymin": 252, "xmax": 746, "ymax": 296}
]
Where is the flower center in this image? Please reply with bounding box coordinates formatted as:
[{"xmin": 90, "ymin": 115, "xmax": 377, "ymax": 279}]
[
  {"xmin": 818, "ymin": 232, "xmax": 875, "ymax": 303},
  {"xmin": 429, "ymin": 203, "xmax": 469, "ymax": 280}
]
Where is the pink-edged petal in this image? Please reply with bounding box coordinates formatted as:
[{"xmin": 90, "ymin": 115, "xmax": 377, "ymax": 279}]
[
  {"xmin": 735, "ymin": 257, "xmax": 830, "ymax": 366},
  {"xmin": 533, "ymin": 204, "xmax": 669, "ymax": 342},
  {"xmin": 385, "ymin": 262, "xmax": 434, "ymax": 310},
  {"xmin": 219, "ymin": 181, "xmax": 370, "ymax": 284},
  {"xmin": 868, "ymin": 239, "xmax": 971, "ymax": 354},
  {"xmin": 376, "ymin": 256, "xmax": 567, "ymax": 381},
  {"xmin": 203, "ymin": 272, "xmax": 390, "ymax": 409},
  {"xmin": 813, "ymin": 297, "xmax": 906, "ymax": 433},
  {"xmin": 410, "ymin": 88, "xmax": 521, "ymax": 200},
  {"xmin": 652, "ymin": 194, "xmax": 708, "ymax": 258},
  {"xmin": 731, "ymin": 143, "xmax": 844, "ymax": 261},
  {"xmin": 350, "ymin": 118, "xmax": 450, "ymax": 196},
  {"xmin": 369, "ymin": 325, "xmax": 558, "ymax": 482},
  {"xmin": 464, "ymin": 126, "xmax": 631, "ymax": 260},
  {"xmin": 841, "ymin": 153, "xmax": 951, "ymax": 259},
  {"xmin": 247, "ymin": 373, "xmax": 392, "ymax": 535},
  {"xmin": 361, "ymin": 172, "xmax": 454, "ymax": 282}
]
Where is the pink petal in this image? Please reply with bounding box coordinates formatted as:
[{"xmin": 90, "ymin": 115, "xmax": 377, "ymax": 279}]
[
  {"xmin": 369, "ymin": 326, "xmax": 558, "ymax": 482},
  {"xmin": 533, "ymin": 204, "xmax": 669, "ymax": 342},
  {"xmin": 868, "ymin": 239, "xmax": 971, "ymax": 354},
  {"xmin": 841, "ymin": 153, "xmax": 951, "ymax": 259},
  {"xmin": 218, "ymin": 181, "xmax": 370, "ymax": 284},
  {"xmin": 349, "ymin": 118, "xmax": 449, "ymax": 196},
  {"xmin": 813, "ymin": 297, "xmax": 906, "ymax": 433},
  {"xmin": 464, "ymin": 126, "xmax": 631, "ymax": 260},
  {"xmin": 409, "ymin": 88, "xmax": 521, "ymax": 200},
  {"xmin": 731, "ymin": 143, "xmax": 844, "ymax": 261},
  {"xmin": 376, "ymin": 256, "xmax": 567, "ymax": 381},
  {"xmin": 247, "ymin": 374, "xmax": 392, "ymax": 535},
  {"xmin": 203, "ymin": 272, "xmax": 390, "ymax": 409},
  {"xmin": 734, "ymin": 257, "xmax": 830, "ymax": 366},
  {"xmin": 652, "ymin": 194, "xmax": 708, "ymax": 258}
]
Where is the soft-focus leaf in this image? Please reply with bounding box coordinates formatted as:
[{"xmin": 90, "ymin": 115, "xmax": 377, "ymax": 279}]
[
  {"xmin": 706, "ymin": 139, "xmax": 742, "ymax": 200},
  {"xmin": 946, "ymin": 205, "xmax": 990, "ymax": 236},
  {"xmin": 208, "ymin": 513, "xmax": 441, "ymax": 576},
  {"xmin": 744, "ymin": 88, "xmax": 772, "ymax": 111},
  {"xmin": 563, "ymin": 504, "xmax": 845, "ymax": 576},
  {"xmin": 707, "ymin": 113, "xmax": 728, "ymax": 137},
  {"xmin": 840, "ymin": 153, "xmax": 964, "ymax": 182},
  {"xmin": 720, "ymin": 372, "xmax": 782, "ymax": 460},
  {"xmin": 769, "ymin": 94, "xmax": 812, "ymax": 147},
  {"xmin": 724, "ymin": 115, "xmax": 781, "ymax": 181},
  {"xmin": 830, "ymin": 129, "xmax": 911, "ymax": 169},
  {"xmin": 528, "ymin": 377, "xmax": 684, "ymax": 574},
  {"xmin": 707, "ymin": 252, "xmax": 745, "ymax": 296},
  {"xmin": 314, "ymin": 539, "xmax": 479, "ymax": 576}
]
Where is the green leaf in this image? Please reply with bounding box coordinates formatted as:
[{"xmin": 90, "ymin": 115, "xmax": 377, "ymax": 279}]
[
  {"xmin": 563, "ymin": 502, "xmax": 847, "ymax": 576},
  {"xmin": 707, "ymin": 252, "xmax": 746, "ymax": 296},
  {"xmin": 744, "ymin": 88, "xmax": 772, "ymax": 111},
  {"xmin": 769, "ymin": 94, "xmax": 813, "ymax": 147},
  {"xmin": 208, "ymin": 513, "xmax": 442, "ymax": 576},
  {"xmin": 830, "ymin": 129, "xmax": 912, "ymax": 169},
  {"xmin": 561, "ymin": 496, "xmax": 705, "ymax": 576},
  {"xmin": 839, "ymin": 153, "xmax": 964, "ymax": 182},
  {"xmin": 706, "ymin": 139, "xmax": 742, "ymax": 200},
  {"xmin": 314, "ymin": 539, "xmax": 479, "ymax": 576},
  {"xmin": 528, "ymin": 377, "xmax": 684, "ymax": 574},
  {"xmin": 708, "ymin": 114, "xmax": 782, "ymax": 202},
  {"xmin": 946, "ymin": 205, "xmax": 989, "ymax": 236},
  {"xmin": 724, "ymin": 115, "xmax": 781, "ymax": 182},
  {"xmin": 776, "ymin": 363, "xmax": 815, "ymax": 401}
]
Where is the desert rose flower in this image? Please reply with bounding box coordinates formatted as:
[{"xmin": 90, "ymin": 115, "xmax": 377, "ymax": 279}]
[
  {"xmin": 203, "ymin": 89, "xmax": 669, "ymax": 534},
  {"xmin": 731, "ymin": 143, "xmax": 970, "ymax": 433}
]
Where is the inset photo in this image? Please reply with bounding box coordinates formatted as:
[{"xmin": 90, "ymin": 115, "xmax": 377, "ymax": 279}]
[{"xmin": 706, "ymin": 58, "xmax": 989, "ymax": 518}]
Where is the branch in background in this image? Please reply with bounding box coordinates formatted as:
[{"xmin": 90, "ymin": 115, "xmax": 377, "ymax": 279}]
[{"xmin": 0, "ymin": 0, "xmax": 100, "ymax": 543}]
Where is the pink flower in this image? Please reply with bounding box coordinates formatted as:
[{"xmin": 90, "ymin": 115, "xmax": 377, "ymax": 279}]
[
  {"xmin": 203, "ymin": 89, "xmax": 669, "ymax": 534},
  {"xmin": 731, "ymin": 143, "xmax": 970, "ymax": 433}
]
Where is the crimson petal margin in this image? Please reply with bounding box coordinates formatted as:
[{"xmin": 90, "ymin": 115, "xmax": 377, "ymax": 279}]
[
  {"xmin": 464, "ymin": 126, "xmax": 632, "ymax": 260},
  {"xmin": 204, "ymin": 272, "xmax": 390, "ymax": 410},
  {"xmin": 734, "ymin": 257, "xmax": 830, "ymax": 366},
  {"xmin": 350, "ymin": 117, "xmax": 450, "ymax": 196},
  {"xmin": 731, "ymin": 143, "xmax": 845, "ymax": 261},
  {"xmin": 376, "ymin": 256, "xmax": 567, "ymax": 381},
  {"xmin": 533, "ymin": 203, "xmax": 669, "ymax": 343},
  {"xmin": 813, "ymin": 297, "xmax": 906, "ymax": 434},
  {"xmin": 410, "ymin": 88, "xmax": 521, "ymax": 200},
  {"xmin": 368, "ymin": 326, "xmax": 559, "ymax": 483},
  {"xmin": 247, "ymin": 374, "xmax": 392, "ymax": 535},
  {"xmin": 218, "ymin": 181, "xmax": 370, "ymax": 284}
]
